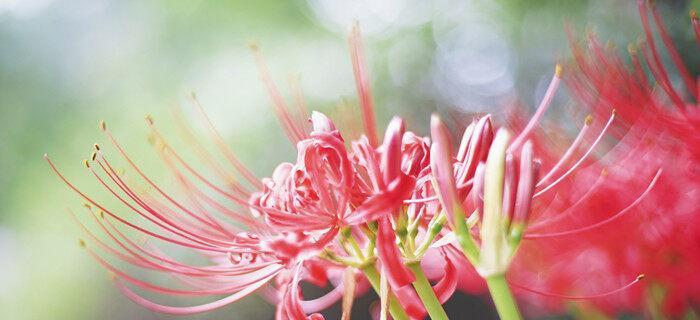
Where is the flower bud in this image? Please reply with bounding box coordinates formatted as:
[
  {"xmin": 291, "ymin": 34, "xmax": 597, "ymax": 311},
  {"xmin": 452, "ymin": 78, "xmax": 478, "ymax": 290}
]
[
  {"xmin": 509, "ymin": 141, "xmax": 540, "ymax": 245},
  {"xmin": 479, "ymin": 128, "xmax": 512, "ymax": 277}
]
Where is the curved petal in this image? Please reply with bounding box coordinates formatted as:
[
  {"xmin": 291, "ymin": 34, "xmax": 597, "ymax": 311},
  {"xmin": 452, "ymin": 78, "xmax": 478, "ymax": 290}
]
[
  {"xmin": 433, "ymin": 249, "xmax": 458, "ymax": 304},
  {"xmin": 346, "ymin": 173, "xmax": 416, "ymax": 225},
  {"xmin": 429, "ymin": 115, "xmax": 461, "ymax": 226},
  {"xmin": 381, "ymin": 117, "xmax": 406, "ymax": 183},
  {"xmin": 376, "ymin": 217, "xmax": 415, "ymax": 289}
]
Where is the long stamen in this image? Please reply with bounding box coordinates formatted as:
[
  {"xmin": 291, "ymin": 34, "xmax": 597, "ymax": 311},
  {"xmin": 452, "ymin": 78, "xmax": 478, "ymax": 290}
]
[
  {"xmin": 146, "ymin": 118, "xmax": 259, "ymax": 210},
  {"xmin": 639, "ymin": 44, "xmax": 688, "ymax": 112},
  {"xmin": 114, "ymin": 270, "xmax": 278, "ymax": 315},
  {"xmin": 94, "ymin": 157, "xmax": 226, "ymax": 241},
  {"xmin": 692, "ymin": 10, "xmax": 700, "ymax": 44},
  {"xmin": 87, "ymin": 248, "xmax": 281, "ymax": 296},
  {"xmin": 288, "ymin": 74, "xmax": 310, "ymax": 132},
  {"xmin": 508, "ymin": 275, "xmax": 645, "ymax": 300},
  {"xmin": 76, "ymin": 210, "xmax": 214, "ymax": 276},
  {"xmin": 526, "ymin": 169, "xmax": 661, "ymax": 239},
  {"xmin": 71, "ymin": 209, "xmax": 168, "ymax": 272},
  {"xmin": 98, "ymin": 211, "xmax": 275, "ymax": 273},
  {"xmin": 168, "ymin": 110, "xmax": 252, "ymax": 197},
  {"xmin": 45, "ymin": 155, "xmax": 228, "ymax": 252},
  {"xmin": 649, "ymin": 2, "xmax": 697, "ymax": 99},
  {"xmin": 173, "ymin": 177, "xmax": 262, "ymax": 231},
  {"xmin": 95, "ymin": 148, "xmax": 235, "ymax": 239},
  {"xmin": 537, "ymin": 115, "xmax": 593, "ymax": 187},
  {"xmin": 534, "ymin": 111, "xmax": 615, "ymax": 198},
  {"xmin": 348, "ymin": 22, "xmax": 379, "ymax": 147},
  {"xmin": 90, "ymin": 158, "xmax": 233, "ymax": 246},
  {"xmin": 249, "ymin": 44, "xmax": 307, "ymax": 143},
  {"xmin": 89, "ymin": 247, "xmax": 282, "ymax": 296},
  {"xmin": 627, "ymin": 43, "xmax": 654, "ymax": 94},
  {"xmin": 102, "ymin": 127, "xmax": 213, "ymax": 210},
  {"xmin": 187, "ymin": 97, "xmax": 262, "ymax": 189},
  {"xmin": 94, "ymin": 149, "xmax": 238, "ymax": 243},
  {"xmin": 638, "ymin": 1, "xmax": 687, "ymax": 110},
  {"xmin": 509, "ymin": 64, "xmax": 562, "ymax": 152},
  {"xmin": 528, "ymin": 169, "xmax": 606, "ymax": 230},
  {"xmin": 153, "ymin": 150, "xmax": 246, "ymax": 237},
  {"xmin": 403, "ymin": 195, "xmax": 439, "ymax": 204},
  {"xmin": 99, "ymin": 127, "xmax": 257, "ymax": 238}
]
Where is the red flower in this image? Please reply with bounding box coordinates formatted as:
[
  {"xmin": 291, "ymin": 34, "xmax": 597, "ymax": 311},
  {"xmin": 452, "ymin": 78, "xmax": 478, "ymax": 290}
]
[
  {"xmin": 508, "ymin": 1, "xmax": 700, "ymax": 316},
  {"xmin": 46, "ymin": 24, "xmax": 452, "ymax": 319}
]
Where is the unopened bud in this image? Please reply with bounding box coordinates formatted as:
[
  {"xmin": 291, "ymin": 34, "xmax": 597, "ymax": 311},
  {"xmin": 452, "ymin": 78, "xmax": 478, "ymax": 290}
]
[{"xmin": 479, "ymin": 128, "xmax": 512, "ymax": 277}]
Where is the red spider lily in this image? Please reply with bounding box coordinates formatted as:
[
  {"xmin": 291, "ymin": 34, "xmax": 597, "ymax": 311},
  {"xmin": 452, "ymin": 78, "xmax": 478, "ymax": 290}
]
[
  {"xmin": 506, "ymin": 1, "xmax": 700, "ymax": 316},
  {"xmin": 46, "ymin": 109, "xmax": 428, "ymax": 317},
  {"xmin": 426, "ymin": 57, "xmax": 661, "ymax": 319},
  {"xmin": 44, "ymin": 6, "xmax": 689, "ymax": 317},
  {"xmin": 46, "ymin": 23, "xmax": 459, "ymax": 320}
]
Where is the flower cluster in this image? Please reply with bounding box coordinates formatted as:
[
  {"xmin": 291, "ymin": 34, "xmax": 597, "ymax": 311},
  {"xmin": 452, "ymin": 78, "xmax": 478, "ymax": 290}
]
[
  {"xmin": 507, "ymin": 1, "xmax": 700, "ymax": 316},
  {"xmin": 45, "ymin": 4, "xmax": 699, "ymax": 318}
]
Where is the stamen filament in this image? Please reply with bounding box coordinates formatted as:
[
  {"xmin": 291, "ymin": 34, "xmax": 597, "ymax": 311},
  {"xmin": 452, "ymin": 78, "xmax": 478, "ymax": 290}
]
[
  {"xmin": 508, "ymin": 274, "xmax": 645, "ymax": 300},
  {"xmin": 535, "ymin": 111, "xmax": 615, "ymax": 198},
  {"xmin": 526, "ymin": 169, "xmax": 661, "ymax": 239},
  {"xmin": 348, "ymin": 22, "xmax": 379, "ymax": 147},
  {"xmin": 510, "ymin": 64, "xmax": 562, "ymax": 152},
  {"xmin": 188, "ymin": 95, "xmax": 262, "ymax": 188}
]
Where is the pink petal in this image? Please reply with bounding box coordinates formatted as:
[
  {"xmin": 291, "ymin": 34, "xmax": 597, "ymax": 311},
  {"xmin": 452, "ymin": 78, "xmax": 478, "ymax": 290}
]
[
  {"xmin": 345, "ymin": 173, "xmax": 416, "ymax": 225},
  {"xmin": 433, "ymin": 249, "xmax": 458, "ymax": 304},
  {"xmin": 429, "ymin": 115, "xmax": 462, "ymax": 226},
  {"xmin": 381, "ymin": 117, "xmax": 406, "ymax": 183},
  {"xmin": 376, "ymin": 217, "xmax": 415, "ymax": 289},
  {"xmin": 310, "ymin": 111, "xmax": 337, "ymax": 133},
  {"xmin": 512, "ymin": 141, "xmax": 539, "ymax": 225}
]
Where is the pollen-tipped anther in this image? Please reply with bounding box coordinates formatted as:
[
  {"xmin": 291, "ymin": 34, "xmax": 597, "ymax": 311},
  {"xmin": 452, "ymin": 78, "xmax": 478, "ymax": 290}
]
[
  {"xmin": 99, "ymin": 120, "xmax": 106, "ymax": 131},
  {"xmin": 584, "ymin": 115, "xmax": 593, "ymax": 126},
  {"xmin": 83, "ymin": 159, "xmax": 90, "ymax": 168},
  {"xmin": 555, "ymin": 64, "xmax": 563, "ymax": 77},
  {"xmin": 93, "ymin": 143, "xmax": 100, "ymax": 151}
]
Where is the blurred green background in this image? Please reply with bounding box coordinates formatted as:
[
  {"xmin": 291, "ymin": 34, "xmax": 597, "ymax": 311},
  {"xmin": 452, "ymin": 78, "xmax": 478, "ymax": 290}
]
[{"xmin": 1, "ymin": 0, "xmax": 698, "ymax": 319}]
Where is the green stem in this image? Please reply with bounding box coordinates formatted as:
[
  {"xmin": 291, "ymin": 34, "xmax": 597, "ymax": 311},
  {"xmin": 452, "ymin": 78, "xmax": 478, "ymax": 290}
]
[
  {"xmin": 414, "ymin": 213, "xmax": 445, "ymax": 258},
  {"xmin": 408, "ymin": 262, "xmax": 449, "ymax": 320},
  {"xmin": 486, "ymin": 273, "xmax": 522, "ymax": 320},
  {"xmin": 360, "ymin": 264, "xmax": 409, "ymax": 320},
  {"xmin": 455, "ymin": 219, "xmax": 481, "ymax": 264},
  {"xmin": 451, "ymin": 207, "xmax": 480, "ymax": 265}
]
